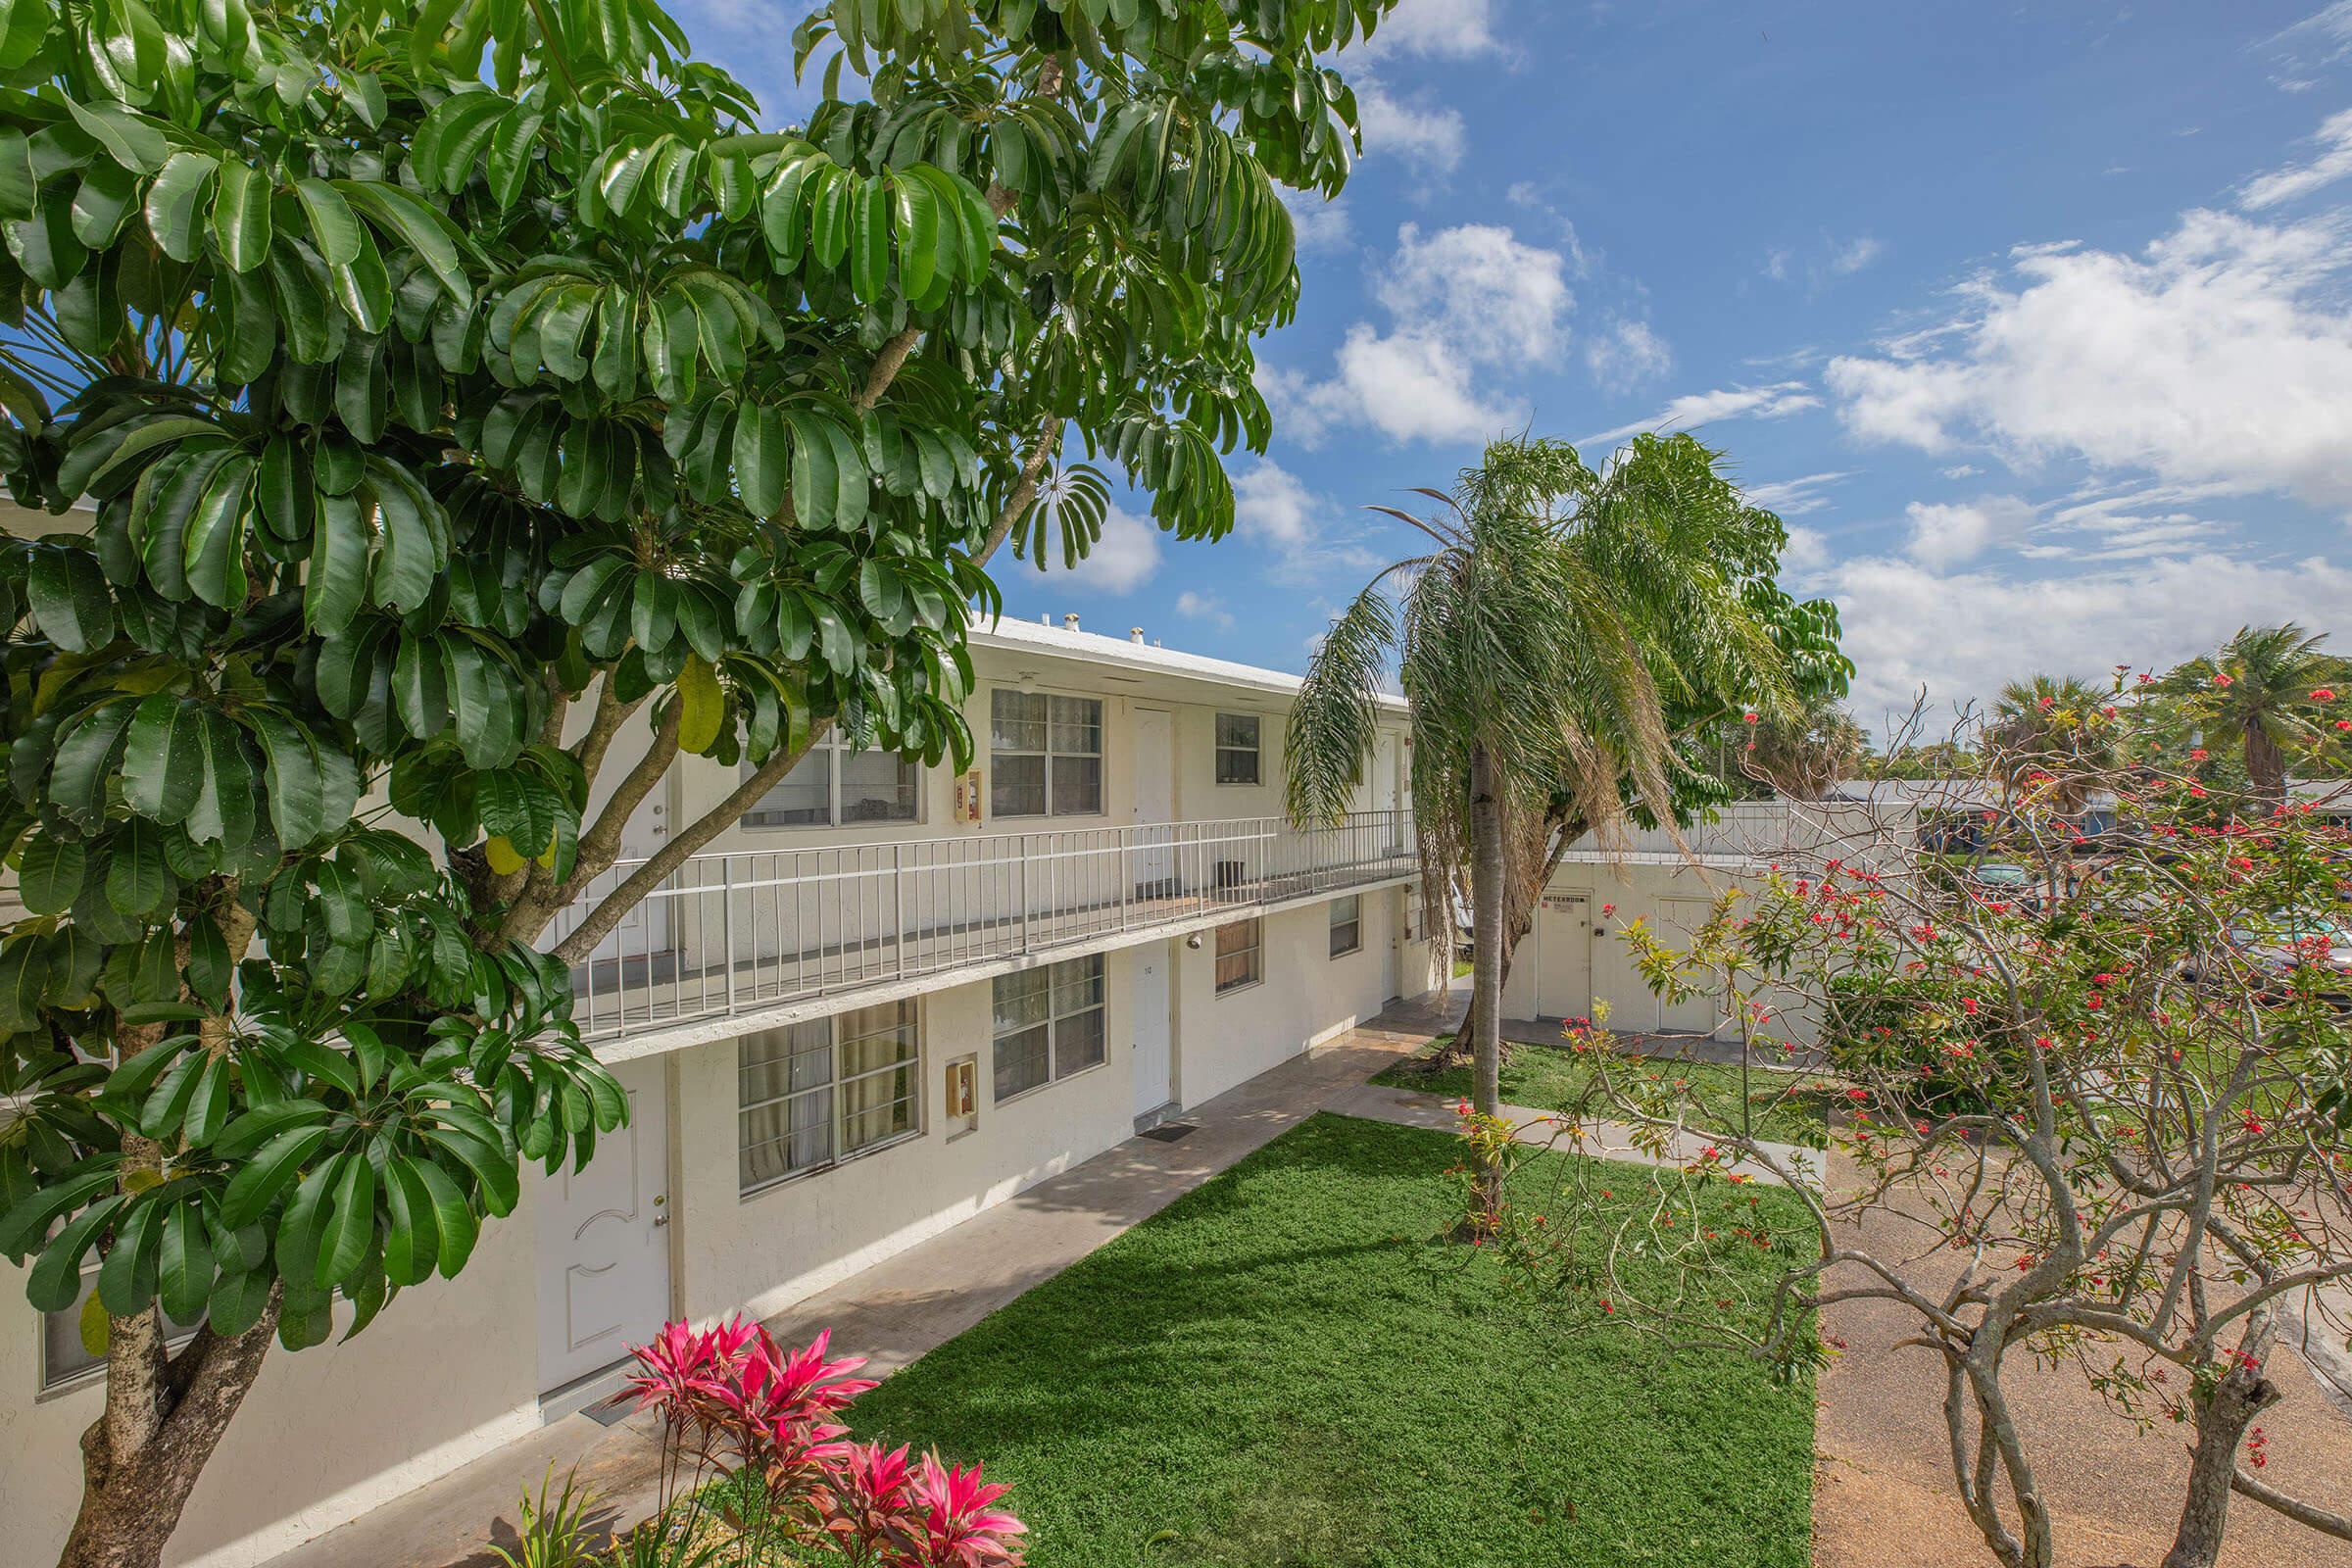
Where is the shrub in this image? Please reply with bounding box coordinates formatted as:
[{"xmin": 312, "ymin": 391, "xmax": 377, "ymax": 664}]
[{"xmin": 617, "ymin": 1319, "xmax": 1025, "ymax": 1568}]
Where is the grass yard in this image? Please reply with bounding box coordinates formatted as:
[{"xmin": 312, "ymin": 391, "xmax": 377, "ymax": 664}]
[
  {"xmin": 1373, "ymin": 1036, "xmax": 1832, "ymax": 1149},
  {"xmin": 846, "ymin": 1113, "xmax": 1815, "ymax": 1568}
]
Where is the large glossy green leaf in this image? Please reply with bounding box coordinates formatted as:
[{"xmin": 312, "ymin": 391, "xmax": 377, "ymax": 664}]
[
  {"xmin": 143, "ymin": 151, "xmax": 219, "ymax": 264},
  {"xmin": 212, "ymin": 157, "xmax": 272, "ymax": 273},
  {"xmin": 27, "ymin": 545, "xmax": 115, "ymax": 653},
  {"xmin": 181, "ymin": 453, "xmax": 255, "ymax": 609},
  {"xmin": 122, "ymin": 694, "xmax": 203, "ymax": 824},
  {"xmin": 291, "ymin": 177, "xmax": 361, "ymax": 267},
  {"xmin": 306, "ymin": 491, "xmax": 368, "ymax": 634},
  {"xmin": 18, "ymin": 831, "xmax": 84, "ymax": 916}
]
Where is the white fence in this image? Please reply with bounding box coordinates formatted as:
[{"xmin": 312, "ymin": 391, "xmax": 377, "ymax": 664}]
[{"xmin": 552, "ymin": 811, "xmax": 1417, "ymax": 1043}]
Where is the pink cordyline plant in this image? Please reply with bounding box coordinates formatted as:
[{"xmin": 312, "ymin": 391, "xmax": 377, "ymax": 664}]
[
  {"xmin": 613, "ymin": 1321, "xmax": 1024, "ymax": 1568},
  {"xmin": 886, "ymin": 1455, "xmax": 1028, "ymax": 1568}
]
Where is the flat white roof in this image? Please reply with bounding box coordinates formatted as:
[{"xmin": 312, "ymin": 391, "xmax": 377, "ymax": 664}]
[{"xmin": 971, "ymin": 613, "xmax": 1409, "ymax": 713}]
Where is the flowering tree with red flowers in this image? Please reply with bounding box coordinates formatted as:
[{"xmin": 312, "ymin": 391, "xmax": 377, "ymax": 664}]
[
  {"xmin": 618, "ymin": 1318, "xmax": 1024, "ymax": 1568},
  {"xmin": 1460, "ymin": 728, "xmax": 2352, "ymax": 1568}
]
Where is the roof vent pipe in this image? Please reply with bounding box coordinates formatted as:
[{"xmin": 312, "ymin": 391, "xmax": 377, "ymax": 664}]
[
  {"xmin": 1063, "ymin": 612, "xmax": 1080, "ymax": 631},
  {"xmin": 1129, "ymin": 627, "xmax": 1145, "ymax": 644}
]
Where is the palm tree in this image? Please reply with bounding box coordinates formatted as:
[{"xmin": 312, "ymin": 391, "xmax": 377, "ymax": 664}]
[
  {"xmin": 1988, "ymin": 674, "xmax": 2123, "ymax": 814},
  {"xmin": 1284, "ymin": 433, "xmax": 1791, "ymax": 1130},
  {"xmin": 2157, "ymin": 624, "xmax": 2348, "ymax": 804}
]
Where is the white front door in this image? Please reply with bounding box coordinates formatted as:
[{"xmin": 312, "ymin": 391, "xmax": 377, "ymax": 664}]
[
  {"xmin": 537, "ymin": 1055, "xmax": 671, "ymax": 1392},
  {"xmin": 572, "ymin": 774, "xmax": 671, "ymax": 970},
  {"xmin": 1133, "ymin": 709, "xmax": 1175, "ymax": 891},
  {"xmin": 1656, "ymin": 898, "xmax": 1720, "ymax": 1035},
  {"xmin": 1538, "ymin": 894, "xmax": 1591, "ymax": 1021},
  {"xmin": 1130, "ymin": 942, "xmax": 1173, "ymax": 1117}
]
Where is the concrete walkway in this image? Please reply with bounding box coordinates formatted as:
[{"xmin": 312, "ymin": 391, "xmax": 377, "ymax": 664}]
[{"xmin": 265, "ymin": 995, "xmax": 1460, "ymax": 1568}]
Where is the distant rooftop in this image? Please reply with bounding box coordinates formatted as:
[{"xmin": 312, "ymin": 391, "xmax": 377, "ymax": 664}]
[{"xmin": 972, "ymin": 612, "xmax": 1408, "ymax": 711}]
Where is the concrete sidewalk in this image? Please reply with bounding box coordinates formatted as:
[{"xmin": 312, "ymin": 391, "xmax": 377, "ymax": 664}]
[{"xmin": 265, "ymin": 996, "xmax": 1459, "ymax": 1568}]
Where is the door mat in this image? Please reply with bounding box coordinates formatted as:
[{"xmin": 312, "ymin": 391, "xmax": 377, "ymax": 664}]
[{"xmin": 1138, "ymin": 1122, "xmax": 1198, "ymax": 1143}]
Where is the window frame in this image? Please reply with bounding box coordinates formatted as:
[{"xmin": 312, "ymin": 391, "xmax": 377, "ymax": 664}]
[
  {"xmin": 990, "ymin": 954, "xmax": 1109, "ymax": 1102},
  {"xmin": 1213, "ymin": 711, "xmax": 1262, "ymax": 787},
  {"xmin": 988, "ymin": 689, "xmax": 1105, "ymax": 819},
  {"xmin": 40, "ymin": 1272, "xmax": 201, "ymax": 1395},
  {"xmin": 740, "ymin": 733, "xmax": 923, "ymax": 832},
  {"xmin": 1328, "ymin": 894, "xmax": 1363, "ymax": 959},
  {"xmin": 738, "ymin": 999, "xmax": 923, "ymax": 1198},
  {"xmin": 1213, "ymin": 916, "xmax": 1264, "ymax": 995}
]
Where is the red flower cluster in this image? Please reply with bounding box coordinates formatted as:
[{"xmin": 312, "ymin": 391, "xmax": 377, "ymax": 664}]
[{"xmin": 621, "ymin": 1319, "xmax": 1025, "ymax": 1567}]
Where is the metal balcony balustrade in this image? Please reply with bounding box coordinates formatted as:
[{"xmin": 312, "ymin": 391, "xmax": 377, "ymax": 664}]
[{"xmin": 553, "ymin": 809, "xmax": 1418, "ymax": 1045}]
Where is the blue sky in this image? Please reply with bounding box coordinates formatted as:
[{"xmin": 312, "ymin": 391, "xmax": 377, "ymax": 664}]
[{"xmin": 677, "ymin": 1, "xmax": 2352, "ymax": 737}]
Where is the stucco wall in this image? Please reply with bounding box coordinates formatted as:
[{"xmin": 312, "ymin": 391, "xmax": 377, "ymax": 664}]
[
  {"xmin": 0, "ymin": 1205, "xmax": 540, "ymax": 1568},
  {"xmin": 1502, "ymin": 862, "xmax": 1821, "ymax": 1050}
]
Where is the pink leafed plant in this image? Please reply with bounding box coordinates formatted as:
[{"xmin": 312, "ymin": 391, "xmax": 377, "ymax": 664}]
[{"xmin": 612, "ymin": 1320, "xmax": 1024, "ymax": 1568}]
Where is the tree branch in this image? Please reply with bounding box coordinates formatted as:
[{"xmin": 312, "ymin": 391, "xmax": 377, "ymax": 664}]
[
  {"xmin": 2232, "ymin": 1465, "xmax": 2352, "ymax": 1543},
  {"xmin": 549, "ymin": 717, "xmax": 830, "ymax": 966},
  {"xmin": 973, "ymin": 416, "xmax": 1062, "ymax": 569}
]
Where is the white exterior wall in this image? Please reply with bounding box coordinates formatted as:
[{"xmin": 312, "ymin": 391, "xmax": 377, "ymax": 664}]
[{"xmin": 1, "ymin": 1211, "xmax": 540, "ymax": 1568}]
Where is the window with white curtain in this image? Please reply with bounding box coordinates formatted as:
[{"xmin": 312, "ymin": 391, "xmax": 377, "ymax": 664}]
[
  {"xmin": 990, "ymin": 690, "xmax": 1102, "ymax": 817},
  {"xmin": 1214, "ymin": 917, "xmax": 1263, "ymax": 994},
  {"xmin": 742, "ymin": 736, "xmax": 920, "ymax": 828},
  {"xmin": 739, "ymin": 1001, "xmax": 920, "ymax": 1194},
  {"xmin": 991, "ymin": 955, "xmax": 1107, "ymax": 1099}
]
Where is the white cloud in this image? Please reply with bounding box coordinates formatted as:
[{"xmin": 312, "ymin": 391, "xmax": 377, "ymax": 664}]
[
  {"xmin": 1174, "ymin": 590, "xmax": 1235, "ymax": 629},
  {"xmin": 1278, "ymin": 187, "xmax": 1354, "ymax": 253},
  {"xmin": 1763, "ymin": 247, "xmax": 1793, "ymax": 282},
  {"xmin": 1901, "ymin": 494, "xmax": 2037, "ymax": 570},
  {"xmin": 1939, "ymin": 464, "xmax": 1982, "ymax": 479},
  {"xmin": 1061, "ymin": 506, "xmax": 1162, "ymax": 594},
  {"xmin": 2239, "ymin": 107, "xmax": 2352, "ymax": 208},
  {"xmin": 1582, "ymin": 381, "xmax": 1822, "ymax": 446},
  {"xmin": 1825, "ymin": 209, "xmax": 2352, "ymax": 508},
  {"xmin": 1743, "ymin": 471, "xmax": 1854, "ymax": 516},
  {"xmin": 1230, "ymin": 461, "xmax": 1385, "ymax": 578},
  {"xmin": 1263, "ymin": 222, "xmax": 1573, "ymax": 448},
  {"xmin": 1778, "ymin": 525, "xmax": 1833, "ymax": 582},
  {"xmin": 1359, "ymin": 0, "xmax": 1503, "ymax": 59},
  {"xmin": 1831, "ymin": 235, "xmax": 1886, "ymax": 274},
  {"xmin": 1356, "ymin": 82, "xmax": 1467, "ymax": 173},
  {"xmin": 1815, "ymin": 551, "xmax": 2352, "ymax": 721},
  {"xmin": 1584, "ymin": 318, "xmax": 1674, "ymax": 391}
]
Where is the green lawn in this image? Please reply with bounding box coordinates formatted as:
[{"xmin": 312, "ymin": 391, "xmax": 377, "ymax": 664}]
[
  {"xmin": 846, "ymin": 1114, "xmax": 1815, "ymax": 1568},
  {"xmin": 1372, "ymin": 1037, "xmax": 1832, "ymax": 1150}
]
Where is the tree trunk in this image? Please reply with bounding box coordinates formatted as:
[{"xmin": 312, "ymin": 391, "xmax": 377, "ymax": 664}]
[
  {"xmin": 1454, "ymin": 807, "xmax": 1586, "ymax": 1055},
  {"xmin": 1467, "ymin": 746, "xmax": 1504, "ymax": 1120},
  {"xmin": 2163, "ymin": 1317, "xmax": 2282, "ymax": 1568},
  {"xmin": 59, "ymin": 1303, "xmax": 282, "ymax": 1568},
  {"xmin": 2242, "ymin": 718, "xmax": 2287, "ymax": 808}
]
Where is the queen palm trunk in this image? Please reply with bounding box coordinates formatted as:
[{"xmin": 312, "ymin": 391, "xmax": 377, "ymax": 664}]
[{"xmin": 1468, "ymin": 746, "xmax": 1505, "ymax": 1123}]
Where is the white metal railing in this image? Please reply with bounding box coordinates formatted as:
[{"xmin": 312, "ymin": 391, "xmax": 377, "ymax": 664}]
[{"xmin": 553, "ymin": 810, "xmax": 1417, "ymax": 1044}]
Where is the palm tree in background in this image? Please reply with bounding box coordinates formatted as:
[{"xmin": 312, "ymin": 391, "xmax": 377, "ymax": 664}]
[
  {"xmin": 1988, "ymin": 673, "xmax": 2124, "ymax": 814},
  {"xmin": 1283, "ymin": 433, "xmax": 1793, "ymax": 1131},
  {"xmin": 2156, "ymin": 624, "xmax": 2349, "ymax": 804}
]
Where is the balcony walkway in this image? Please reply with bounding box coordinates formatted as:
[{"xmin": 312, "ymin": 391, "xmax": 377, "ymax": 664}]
[{"xmin": 557, "ymin": 811, "xmax": 1417, "ymax": 1052}]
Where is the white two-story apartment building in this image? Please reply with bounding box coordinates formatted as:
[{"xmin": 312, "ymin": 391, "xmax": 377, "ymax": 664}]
[{"xmin": 0, "ymin": 508, "xmax": 1434, "ymax": 1568}]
